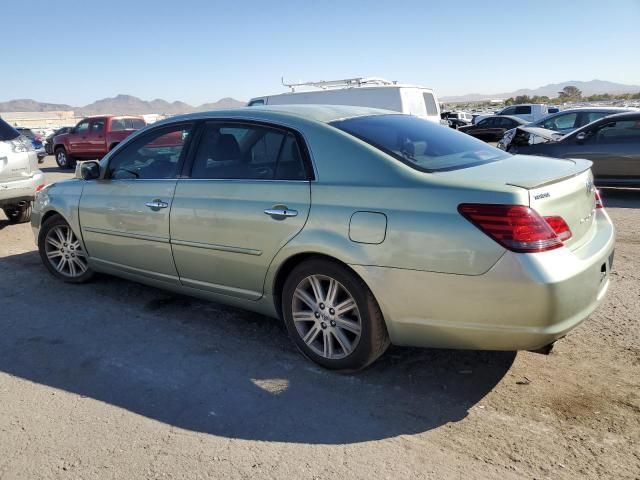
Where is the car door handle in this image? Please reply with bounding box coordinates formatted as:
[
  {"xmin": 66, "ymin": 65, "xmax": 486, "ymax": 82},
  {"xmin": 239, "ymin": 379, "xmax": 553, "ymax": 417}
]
[
  {"xmin": 264, "ymin": 208, "xmax": 298, "ymax": 218},
  {"xmin": 145, "ymin": 200, "xmax": 169, "ymax": 210}
]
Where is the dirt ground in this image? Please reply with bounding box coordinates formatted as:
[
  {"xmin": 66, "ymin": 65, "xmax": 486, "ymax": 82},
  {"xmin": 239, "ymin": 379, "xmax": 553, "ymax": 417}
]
[{"xmin": 0, "ymin": 156, "xmax": 638, "ymax": 479}]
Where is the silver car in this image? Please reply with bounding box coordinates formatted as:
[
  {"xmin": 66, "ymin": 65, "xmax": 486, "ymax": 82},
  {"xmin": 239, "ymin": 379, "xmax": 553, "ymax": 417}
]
[
  {"xmin": 31, "ymin": 105, "xmax": 615, "ymax": 371},
  {"xmin": 0, "ymin": 118, "xmax": 45, "ymax": 223}
]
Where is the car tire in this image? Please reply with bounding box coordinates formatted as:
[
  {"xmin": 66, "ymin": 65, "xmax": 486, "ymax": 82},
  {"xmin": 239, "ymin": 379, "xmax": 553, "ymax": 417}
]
[
  {"xmin": 3, "ymin": 202, "xmax": 32, "ymax": 224},
  {"xmin": 38, "ymin": 215, "xmax": 94, "ymax": 283},
  {"xmin": 55, "ymin": 147, "xmax": 74, "ymax": 169},
  {"xmin": 282, "ymin": 259, "xmax": 390, "ymax": 371}
]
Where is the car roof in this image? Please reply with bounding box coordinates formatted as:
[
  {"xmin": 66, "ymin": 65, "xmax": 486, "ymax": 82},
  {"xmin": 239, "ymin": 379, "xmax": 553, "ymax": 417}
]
[
  {"xmin": 494, "ymin": 115, "xmax": 528, "ymax": 123},
  {"xmin": 165, "ymin": 104, "xmax": 397, "ymax": 125}
]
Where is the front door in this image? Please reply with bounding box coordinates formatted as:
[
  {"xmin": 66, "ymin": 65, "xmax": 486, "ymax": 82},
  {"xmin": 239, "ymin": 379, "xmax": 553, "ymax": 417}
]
[
  {"xmin": 69, "ymin": 119, "xmax": 90, "ymax": 155},
  {"xmin": 170, "ymin": 121, "xmax": 312, "ymax": 300},
  {"xmin": 79, "ymin": 122, "xmax": 195, "ymax": 283}
]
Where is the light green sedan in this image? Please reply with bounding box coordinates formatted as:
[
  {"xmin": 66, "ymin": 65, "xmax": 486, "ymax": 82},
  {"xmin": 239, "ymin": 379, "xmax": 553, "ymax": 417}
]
[{"xmin": 32, "ymin": 105, "xmax": 615, "ymax": 371}]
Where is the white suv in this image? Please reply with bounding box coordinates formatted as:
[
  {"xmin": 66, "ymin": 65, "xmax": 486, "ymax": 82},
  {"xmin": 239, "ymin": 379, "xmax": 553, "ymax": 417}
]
[{"xmin": 0, "ymin": 118, "xmax": 45, "ymax": 223}]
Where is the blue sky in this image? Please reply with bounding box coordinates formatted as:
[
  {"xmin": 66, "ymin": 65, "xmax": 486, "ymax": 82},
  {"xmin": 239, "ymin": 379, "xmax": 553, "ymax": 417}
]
[{"xmin": 2, "ymin": 0, "xmax": 639, "ymax": 105}]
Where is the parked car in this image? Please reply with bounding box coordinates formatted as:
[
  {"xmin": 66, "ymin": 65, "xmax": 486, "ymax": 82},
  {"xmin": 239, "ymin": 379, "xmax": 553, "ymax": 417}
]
[
  {"xmin": 497, "ymin": 107, "xmax": 636, "ymax": 150},
  {"xmin": 445, "ymin": 111, "xmax": 473, "ymax": 124},
  {"xmin": 446, "ymin": 118, "xmax": 471, "ymax": 129},
  {"xmin": 506, "ymin": 111, "xmax": 640, "ymax": 187},
  {"xmin": 494, "ymin": 104, "xmax": 552, "ymax": 122},
  {"xmin": 248, "ymin": 77, "xmax": 441, "ymax": 123},
  {"xmin": 0, "ymin": 118, "xmax": 45, "ymax": 223},
  {"xmin": 458, "ymin": 115, "xmax": 528, "ymax": 141},
  {"xmin": 16, "ymin": 127, "xmax": 46, "ymax": 162},
  {"xmin": 44, "ymin": 126, "xmax": 73, "ymax": 155},
  {"xmin": 53, "ymin": 115, "xmax": 146, "ymax": 168},
  {"xmin": 33, "ymin": 105, "xmax": 614, "ymax": 371}
]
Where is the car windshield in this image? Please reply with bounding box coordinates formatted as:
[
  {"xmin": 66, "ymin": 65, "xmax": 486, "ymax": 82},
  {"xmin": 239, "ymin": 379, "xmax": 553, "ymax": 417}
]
[
  {"xmin": 331, "ymin": 114, "xmax": 509, "ymax": 172},
  {"xmin": 0, "ymin": 118, "xmax": 20, "ymax": 141}
]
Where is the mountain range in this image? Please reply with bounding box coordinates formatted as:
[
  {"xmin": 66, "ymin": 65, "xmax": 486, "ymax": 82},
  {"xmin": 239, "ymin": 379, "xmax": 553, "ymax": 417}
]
[
  {"xmin": 441, "ymin": 80, "xmax": 640, "ymax": 103},
  {"xmin": 0, "ymin": 94, "xmax": 245, "ymax": 115}
]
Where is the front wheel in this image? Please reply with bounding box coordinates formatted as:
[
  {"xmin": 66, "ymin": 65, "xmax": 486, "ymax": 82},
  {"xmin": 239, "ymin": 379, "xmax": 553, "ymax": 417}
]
[
  {"xmin": 38, "ymin": 216, "xmax": 93, "ymax": 283},
  {"xmin": 282, "ymin": 259, "xmax": 389, "ymax": 371},
  {"xmin": 55, "ymin": 147, "xmax": 74, "ymax": 169}
]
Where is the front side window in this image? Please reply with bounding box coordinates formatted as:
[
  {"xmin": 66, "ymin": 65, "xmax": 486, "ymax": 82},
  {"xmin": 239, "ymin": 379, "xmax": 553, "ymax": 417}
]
[
  {"xmin": 541, "ymin": 113, "xmax": 578, "ymax": 130},
  {"xmin": 478, "ymin": 118, "xmax": 496, "ymax": 127},
  {"xmin": 584, "ymin": 112, "xmax": 609, "ymax": 125},
  {"xmin": 107, "ymin": 123, "xmax": 193, "ymax": 180},
  {"xmin": 331, "ymin": 114, "xmax": 508, "ymax": 172},
  {"xmin": 248, "ymin": 99, "xmax": 265, "ymax": 106},
  {"xmin": 591, "ymin": 119, "xmax": 640, "ymax": 143},
  {"xmin": 75, "ymin": 120, "xmax": 89, "ymax": 133},
  {"xmin": 500, "ymin": 107, "xmax": 515, "ymax": 115},
  {"xmin": 190, "ymin": 122, "xmax": 308, "ymax": 180}
]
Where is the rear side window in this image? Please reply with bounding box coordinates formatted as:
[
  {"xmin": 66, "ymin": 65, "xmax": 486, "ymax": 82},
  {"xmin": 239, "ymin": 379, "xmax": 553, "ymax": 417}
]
[
  {"xmin": 111, "ymin": 118, "xmax": 145, "ymax": 131},
  {"xmin": 0, "ymin": 118, "xmax": 19, "ymax": 141},
  {"xmin": 514, "ymin": 106, "xmax": 532, "ymax": 115},
  {"xmin": 248, "ymin": 99, "xmax": 265, "ymax": 106},
  {"xmin": 190, "ymin": 122, "xmax": 308, "ymax": 180},
  {"xmin": 331, "ymin": 114, "xmax": 508, "ymax": 172},
  {"xmin": 423, "ymin": 93, "xmax": 439, "ymax": 116},
  {"xmin": 541, "ymin": 113, "xmax": 578, "ymax": 130}
]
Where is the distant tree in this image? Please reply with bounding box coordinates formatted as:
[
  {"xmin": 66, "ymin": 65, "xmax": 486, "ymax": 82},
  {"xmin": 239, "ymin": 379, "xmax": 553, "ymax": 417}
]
[
  {"xmin": 514, "ymin": 95, "xmax": 532, "ymax": 104},
  {"xmin": 558, "ymin": 86, "xmax": 582, "ymax": 99}
]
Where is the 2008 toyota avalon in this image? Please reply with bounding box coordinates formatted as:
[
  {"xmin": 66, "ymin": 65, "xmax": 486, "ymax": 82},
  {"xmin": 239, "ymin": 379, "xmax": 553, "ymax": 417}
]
[{"xmin": 32, "ymin": 105, "xmax": 615, "ymax": 371}]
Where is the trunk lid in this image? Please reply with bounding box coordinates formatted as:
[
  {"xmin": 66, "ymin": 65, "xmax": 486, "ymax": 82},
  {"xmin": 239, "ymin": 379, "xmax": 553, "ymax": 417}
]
[
  {"xmin": 528, "ymin": 167, "xmax": 597, "ymax": 251},
  {"xmin": 434, "ymin": 154, "xmax": 596, "ymax": 250}
]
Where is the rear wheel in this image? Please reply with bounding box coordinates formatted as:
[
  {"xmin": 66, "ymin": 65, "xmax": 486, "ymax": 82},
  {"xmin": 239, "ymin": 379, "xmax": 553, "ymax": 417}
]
[
  {"xmin": 282, "ymin": 259, "xmax": 389, "ymax": 371},
  {"xmin": 38, "ymin": 216, "xmax": 93, "ymax": 283},
  {"xmin": 3, "ymin": 202, "xmax": 32, "ymax": 224}
]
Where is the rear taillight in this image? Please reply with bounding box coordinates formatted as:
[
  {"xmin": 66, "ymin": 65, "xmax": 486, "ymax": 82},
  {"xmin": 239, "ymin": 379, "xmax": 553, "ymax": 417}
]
[
  {"xmin": 595, "ymin": 189, "xmax": 604, "ymax": 209},
  {"xmin": 543, "ymin": 216, "xmax": 572, "ymax": 241},
  {"xmin": 458, "ymin": 204, "xmax": 564, "ymax": 253},
  {"xmin": 35, "ymin": 184, "xmax": 45, "ymax": 192}
]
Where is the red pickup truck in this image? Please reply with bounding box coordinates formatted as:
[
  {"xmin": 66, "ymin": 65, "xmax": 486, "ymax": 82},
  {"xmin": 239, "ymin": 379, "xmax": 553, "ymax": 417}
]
[{"xmin": 53, "ymin": 115, "xmax": 146, "ymax": 168}]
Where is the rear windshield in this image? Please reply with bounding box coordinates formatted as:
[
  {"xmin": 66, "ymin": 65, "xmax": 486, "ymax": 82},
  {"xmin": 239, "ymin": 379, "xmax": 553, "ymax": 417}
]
[
  {"xmin": 111, "ymin": 118, "xmax": 146, "ymax": 131},
  {"xmin": 330, "ymin": 114, "xmax": 508, "ymax": 172},
  {"xmin": 0, "ymin": 118, "xmax": 20, "ymax": 141}
]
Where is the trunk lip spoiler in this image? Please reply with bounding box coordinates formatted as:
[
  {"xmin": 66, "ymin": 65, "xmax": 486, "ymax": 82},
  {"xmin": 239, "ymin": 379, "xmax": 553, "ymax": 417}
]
[{"xmin": 506, "ymin": 159, "xmax": 592, "ymax": 189}]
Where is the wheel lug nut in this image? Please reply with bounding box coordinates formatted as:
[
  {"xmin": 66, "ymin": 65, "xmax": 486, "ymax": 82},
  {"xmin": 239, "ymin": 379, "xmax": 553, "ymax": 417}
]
[
  {"xmin": 329, "ymin": 308, "xmax": 335, "ymax": 315},
  {"xmin": 320, "ymin": 322, "xmax": 327, "ymax": 329},
  {"xmin": 330, "ymin": 320, "xmax": 336, "ymax": 327},
  {"xmin": 314, "ymin": 312, "xmax": 320, "ymax": 319},
  {"xmin": 319, "ymin": 303, "xmax": 325, "ymax": 310}
]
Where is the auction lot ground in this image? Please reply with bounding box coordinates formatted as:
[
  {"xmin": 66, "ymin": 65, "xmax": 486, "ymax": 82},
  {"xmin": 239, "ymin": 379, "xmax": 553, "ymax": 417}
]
[{"xmin": 0, "ymin": 156, "xmax": 638, "ymax": 479}]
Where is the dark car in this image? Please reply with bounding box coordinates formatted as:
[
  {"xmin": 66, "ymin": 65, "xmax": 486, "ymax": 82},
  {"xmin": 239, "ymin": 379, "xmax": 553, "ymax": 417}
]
[
  {"xmin": 458, "ymin": 115, "xmax": 528, "ymax": 141},
  {"xmin": 508, "ymin": 112, "xmax": 640, "ymax": 187},
  {"xmin": 44, "ymin": 126, "xmax": 73, "ymax": 154},
  {"xmin": 16, "ymin": 127, "xmax": 46, "ymax": 162}
]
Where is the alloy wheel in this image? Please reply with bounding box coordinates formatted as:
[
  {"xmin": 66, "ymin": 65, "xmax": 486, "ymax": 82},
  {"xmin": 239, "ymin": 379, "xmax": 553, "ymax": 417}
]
[
  {"xmin": 291, "ymin": 274, "xmax": 362, "ymax": 360},
  {"xmin": 56, "ymin": 151, "xmax": 67, "ymax": 167},
  {"xmin": 44, "ymin": 225, "xmax": 88, "ymax": 278}
]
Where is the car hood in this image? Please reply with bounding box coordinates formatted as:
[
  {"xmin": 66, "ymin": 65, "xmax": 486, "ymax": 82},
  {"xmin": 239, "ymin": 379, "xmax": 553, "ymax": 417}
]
[{"xmin": 433, "ymin": 154, "xmax": 592, "ymax": 189}]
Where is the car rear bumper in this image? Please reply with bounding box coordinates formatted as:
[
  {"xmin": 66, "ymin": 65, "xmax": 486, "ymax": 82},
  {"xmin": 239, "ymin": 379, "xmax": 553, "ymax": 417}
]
[
  {"xmin": 0, "ymin": 171, "xmax": 45, "ymax": 206},
  {"xmin": 352, "ymin": 209, "xmax": 615, "ymax": 351}
]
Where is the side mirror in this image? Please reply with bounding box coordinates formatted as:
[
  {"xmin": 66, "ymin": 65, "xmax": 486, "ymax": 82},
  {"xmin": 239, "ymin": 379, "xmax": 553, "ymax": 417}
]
[
  {"xmin": 576, "ymin": 132, "xmax": 587, "ymax": 143},
  {"xmin": 76, "ymin": 160, "xmax": 101, "ymax": 180}
]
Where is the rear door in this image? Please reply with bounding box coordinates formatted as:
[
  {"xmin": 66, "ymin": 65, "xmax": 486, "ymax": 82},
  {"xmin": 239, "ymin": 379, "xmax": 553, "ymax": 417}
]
[
  {"xmin": 170, "ymin": 120, "xmax": 312, "ymax": 300},
  {"xmin": 79, "ymin": 122, "xmax": 195, "ymax": 282}
]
